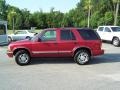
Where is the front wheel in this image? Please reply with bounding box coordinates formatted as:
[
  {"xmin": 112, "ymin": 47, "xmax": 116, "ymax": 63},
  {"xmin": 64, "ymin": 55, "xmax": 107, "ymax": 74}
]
[
  {"xmin": 15, "ymin": 50, "xmax": 31, "ymax": 66},
  {"xmin": 74, "ymin": 50, "xmax": 90, "ymax": 65},
  {"xmin": 112, "ymin": 37, "xmax": 120, "ymax": 47}
]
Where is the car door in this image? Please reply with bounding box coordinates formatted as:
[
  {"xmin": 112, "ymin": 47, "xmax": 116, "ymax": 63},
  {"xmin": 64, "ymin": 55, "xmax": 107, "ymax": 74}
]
[
  {"xmin": 13, "ymin": 31, "xmax": 27, "ymax": 40},
  {"xmin": 97, "ymin": 27, "xmax": 104, "ymax": 40},
  {"xmin": 103, "ymin": 27, "xmax": 112, "ymax": 41},
  {"xmin": 57, "ymin": 29, "xmax": 77, "ymax": 57},
  {"xmin": 32, "ymin": 30, "xmax": 59, "ymax": 57}
]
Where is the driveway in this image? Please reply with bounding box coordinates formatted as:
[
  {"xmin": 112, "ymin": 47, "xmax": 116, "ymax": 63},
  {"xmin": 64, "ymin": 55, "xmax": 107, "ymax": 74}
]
[{"xmin": 0, "ymin": 43, "xmax": 120, "ymax": 90}]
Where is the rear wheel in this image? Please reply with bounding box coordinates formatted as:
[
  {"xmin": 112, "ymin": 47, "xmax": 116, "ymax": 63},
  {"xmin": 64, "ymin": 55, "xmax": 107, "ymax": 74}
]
[
  {"xmin": 112, "ymin": 37, "xmax": 120, "ymax": 47},
  {"xmin": 15, "ymin": 50, "xmax": 31, "ymax": 66},
  {"xmin": 74, "ymin": 50, "xmax": 90, "ymax": 65}
]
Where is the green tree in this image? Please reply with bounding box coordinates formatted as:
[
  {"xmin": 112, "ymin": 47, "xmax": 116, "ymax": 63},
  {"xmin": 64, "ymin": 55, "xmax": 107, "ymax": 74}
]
[
  {"xmin": 104, "ymin": 12, "xmax": 114, "ymax": 25},
  {"xmin": 7, "ymin": 6, "xmax": 22, "ymax": 32},
  {"xmin": 0, "ymin": 0, "xmax": 7, "ymax": 20},
  {"xmin": 7, "ymin": 9, "xmax": 17, "ymax": 32},
  {"xmin": 21, "ymin": 9, "xmax": 31, "ymax": 29}
]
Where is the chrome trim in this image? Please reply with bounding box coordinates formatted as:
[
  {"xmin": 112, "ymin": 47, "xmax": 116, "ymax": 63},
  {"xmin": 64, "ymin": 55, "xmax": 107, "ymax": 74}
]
[
  {"xmin": 32, "ymin": 51, "xmax": 71, "ymax": 54},
  {"xmin": 32, "ymin": 51, "xmax": 58, "ymax": 54},
  {"xmin": 59, "ymin": 51, "xmax": 71, "ymax": 53}
]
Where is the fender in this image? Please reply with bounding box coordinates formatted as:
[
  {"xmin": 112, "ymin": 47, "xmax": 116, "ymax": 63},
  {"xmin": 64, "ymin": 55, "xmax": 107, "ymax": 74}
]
[{"xmin": 13, "ymin": 46, "xmax": 32, "ymax": 56}]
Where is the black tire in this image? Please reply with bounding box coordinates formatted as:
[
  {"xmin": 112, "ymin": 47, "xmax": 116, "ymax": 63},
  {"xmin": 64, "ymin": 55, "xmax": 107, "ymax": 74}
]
[
  {"xmin": 8, "ymin": 36, "xmax": 12, "ymax": 43},
  {"xmin": 26, "ymin": 36, "xmax": 31, "ymax": 40},
  {"xmin": 15, "ymin": 50, "xmax": 31, "ymax": 66},
  {"xmin": 112, "ymin": 37, "xmax": 120, "ymax": 47},
  {"xmin": 74, "ymin": 50, "xmax": 91, "ymax": 65}
]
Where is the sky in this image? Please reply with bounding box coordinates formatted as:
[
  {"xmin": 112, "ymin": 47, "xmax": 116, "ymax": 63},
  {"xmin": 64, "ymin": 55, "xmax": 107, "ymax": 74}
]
[{"xmin": 6, "ymin": 0, "xmax": 80, "ymax": 13}]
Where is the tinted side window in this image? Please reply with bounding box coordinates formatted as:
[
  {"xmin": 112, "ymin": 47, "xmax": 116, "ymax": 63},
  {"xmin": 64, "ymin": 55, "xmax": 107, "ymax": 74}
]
[
  {"xmin": 0, "ymin": 25, "xmax": 6, "ymax": 35},
  {"xmin": 60, "ymin": 30, "xmax": 76, "ymax": 40},
  {"xmin": 98, "ymin": 27, "xmax": 104, "ymax": 31},
  {"xmin": 104, "ymin": 27, "xmax": 111, "ymax": 32},
  {"xmin": 77, "ymin": 29, "xmax": 100, "ymax": 40}
]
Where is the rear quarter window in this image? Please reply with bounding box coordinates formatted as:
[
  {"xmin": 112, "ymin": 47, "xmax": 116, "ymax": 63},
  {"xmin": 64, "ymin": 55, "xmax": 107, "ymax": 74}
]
[
  {"xmin": 0, "ymin": 25, "xmax": 6, "ymax": 35},
  {"xmin": 77, "ymin": 29, "xmax": 100, "ymax": 40}
]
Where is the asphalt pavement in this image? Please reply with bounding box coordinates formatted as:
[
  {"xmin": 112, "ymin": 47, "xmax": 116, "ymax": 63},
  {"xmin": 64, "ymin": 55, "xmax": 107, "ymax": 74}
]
[{"xmin": 0, "ymin": 43, "xmax": 120, "ymax": 90}]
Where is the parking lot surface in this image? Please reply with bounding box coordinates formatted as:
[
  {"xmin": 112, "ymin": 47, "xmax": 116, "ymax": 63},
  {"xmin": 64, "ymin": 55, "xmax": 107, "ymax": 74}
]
[{"xmin": 0, "ymin": 43, "xmax": 120, "ymax": 90}]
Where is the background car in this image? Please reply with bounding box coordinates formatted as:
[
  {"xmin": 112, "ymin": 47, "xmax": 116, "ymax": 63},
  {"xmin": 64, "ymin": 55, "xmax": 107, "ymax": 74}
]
[
  {"xmin": 97, "ymin": 26, "xmax": 120, "ymax": 47},
  {"xmin": 8, "ymin": 30, "xmax": 37, "ymax": 43}
]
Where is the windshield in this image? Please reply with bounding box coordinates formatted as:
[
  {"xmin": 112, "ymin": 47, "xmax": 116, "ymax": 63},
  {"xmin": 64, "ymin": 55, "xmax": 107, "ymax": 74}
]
[{"xmin": 111, "ymin": 27, "xmax": 120, "ymax": 32}]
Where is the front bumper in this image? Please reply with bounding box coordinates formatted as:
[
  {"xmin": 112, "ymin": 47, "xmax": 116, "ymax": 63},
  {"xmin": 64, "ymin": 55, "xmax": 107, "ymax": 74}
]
[{"xmin": 7, "ymin": 50, "xmax": 13, "ymax": 57}]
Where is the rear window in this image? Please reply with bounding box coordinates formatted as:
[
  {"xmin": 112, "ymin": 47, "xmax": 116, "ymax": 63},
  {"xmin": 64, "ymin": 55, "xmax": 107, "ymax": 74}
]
[{"xmin": 77, "ymin": 29, "xmax": 100, "ymax": 40}]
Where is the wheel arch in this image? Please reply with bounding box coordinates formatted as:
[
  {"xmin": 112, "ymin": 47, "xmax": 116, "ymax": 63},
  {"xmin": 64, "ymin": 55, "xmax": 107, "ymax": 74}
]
[
  {"xmin": 112, "ymin": 36, "xmax": 119, "ymax": 42},
  {"xmin": 73, "ymin": 47, "xmax": 92, "ymax": 57},
  {"xmin": 13, "ymin": 48, "xmax": 31, "ymax": 56}
]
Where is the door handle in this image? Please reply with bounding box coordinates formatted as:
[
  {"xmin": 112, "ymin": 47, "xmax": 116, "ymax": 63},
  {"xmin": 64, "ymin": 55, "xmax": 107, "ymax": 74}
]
[
  {"xmin": 74, "ymin": 42, "xmax": 78, "ymax": 44},
  {"xmin": 54, "ymin": 42, "xmax": 57, "ymax": 44}
]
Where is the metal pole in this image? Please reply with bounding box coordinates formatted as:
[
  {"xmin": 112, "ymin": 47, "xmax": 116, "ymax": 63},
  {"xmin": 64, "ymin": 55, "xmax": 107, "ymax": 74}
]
[
  {"xmin": 114, "ymin": 2, "xmax": 119, "ymax": 26},
  {"xmin": 13, "ymin": 17, "xmax": 15, "ymax": 33}
]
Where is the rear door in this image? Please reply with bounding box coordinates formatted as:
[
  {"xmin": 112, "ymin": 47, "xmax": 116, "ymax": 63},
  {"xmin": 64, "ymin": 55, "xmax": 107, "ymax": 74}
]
[
  {"xmin": 97, "ymin": 27, "xmax": 104, "ymax": 40},
  {"xmin": 103, "ymin": 27, "xmax": 112, "ymax": 41},
  {"xmin": 57, "ymin": 29, "xmax": 77, "ymax": 57}
]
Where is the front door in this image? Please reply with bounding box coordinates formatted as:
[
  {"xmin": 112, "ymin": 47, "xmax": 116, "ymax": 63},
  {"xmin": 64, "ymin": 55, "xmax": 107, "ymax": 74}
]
[
  {"xmin": 103, "ymin": 27, "xmax": 112, "ymax": 41},
  {"xmin": 32, "ymin": 30, "xmax": 58, "ymax": 57}
]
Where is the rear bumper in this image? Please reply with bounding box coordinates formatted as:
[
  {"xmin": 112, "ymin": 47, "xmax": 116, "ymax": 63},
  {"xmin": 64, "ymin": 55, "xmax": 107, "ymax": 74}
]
[
  {"xmin": 7, "ymin": 50, "xmax": 13, "ymax": 57},
  {"xmin": 93, "ymin": 49, "xmax": 104, "ymax": 56}
]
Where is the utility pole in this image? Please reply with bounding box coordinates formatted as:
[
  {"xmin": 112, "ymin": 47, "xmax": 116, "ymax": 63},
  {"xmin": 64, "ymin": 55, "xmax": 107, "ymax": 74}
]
[
  {"xmin": 11, "ymin": 11, "xmax": 16, "ymax": 33},
  {"xmin": 114, "ymin": 2, "xmax": 119, "ymax": 25}
]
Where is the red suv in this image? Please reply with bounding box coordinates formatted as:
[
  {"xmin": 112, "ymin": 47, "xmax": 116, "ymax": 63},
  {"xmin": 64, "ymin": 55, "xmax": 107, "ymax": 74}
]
[{"xmin": 7, "ymin": 28, "xmax": 104, "ymax": 66}]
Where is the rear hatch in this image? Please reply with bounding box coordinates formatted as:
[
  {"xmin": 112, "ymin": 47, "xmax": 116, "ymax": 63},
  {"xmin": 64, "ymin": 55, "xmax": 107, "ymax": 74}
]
[{"xmin": 77, "ymin": 29, "xmax": 102, "ymax": 50}]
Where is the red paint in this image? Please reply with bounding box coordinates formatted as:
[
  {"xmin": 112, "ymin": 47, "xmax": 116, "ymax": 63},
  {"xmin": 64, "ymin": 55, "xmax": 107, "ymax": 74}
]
[{"xmin": 7, "ymin": 28, "xmax": 104, "ymax": 58}]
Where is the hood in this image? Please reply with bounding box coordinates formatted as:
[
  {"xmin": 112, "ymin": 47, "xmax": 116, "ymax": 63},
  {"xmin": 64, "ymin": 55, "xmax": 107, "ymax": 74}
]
[{"xmin": 10, "ymin": 39, "xmax": 31, "ymax": 45}]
